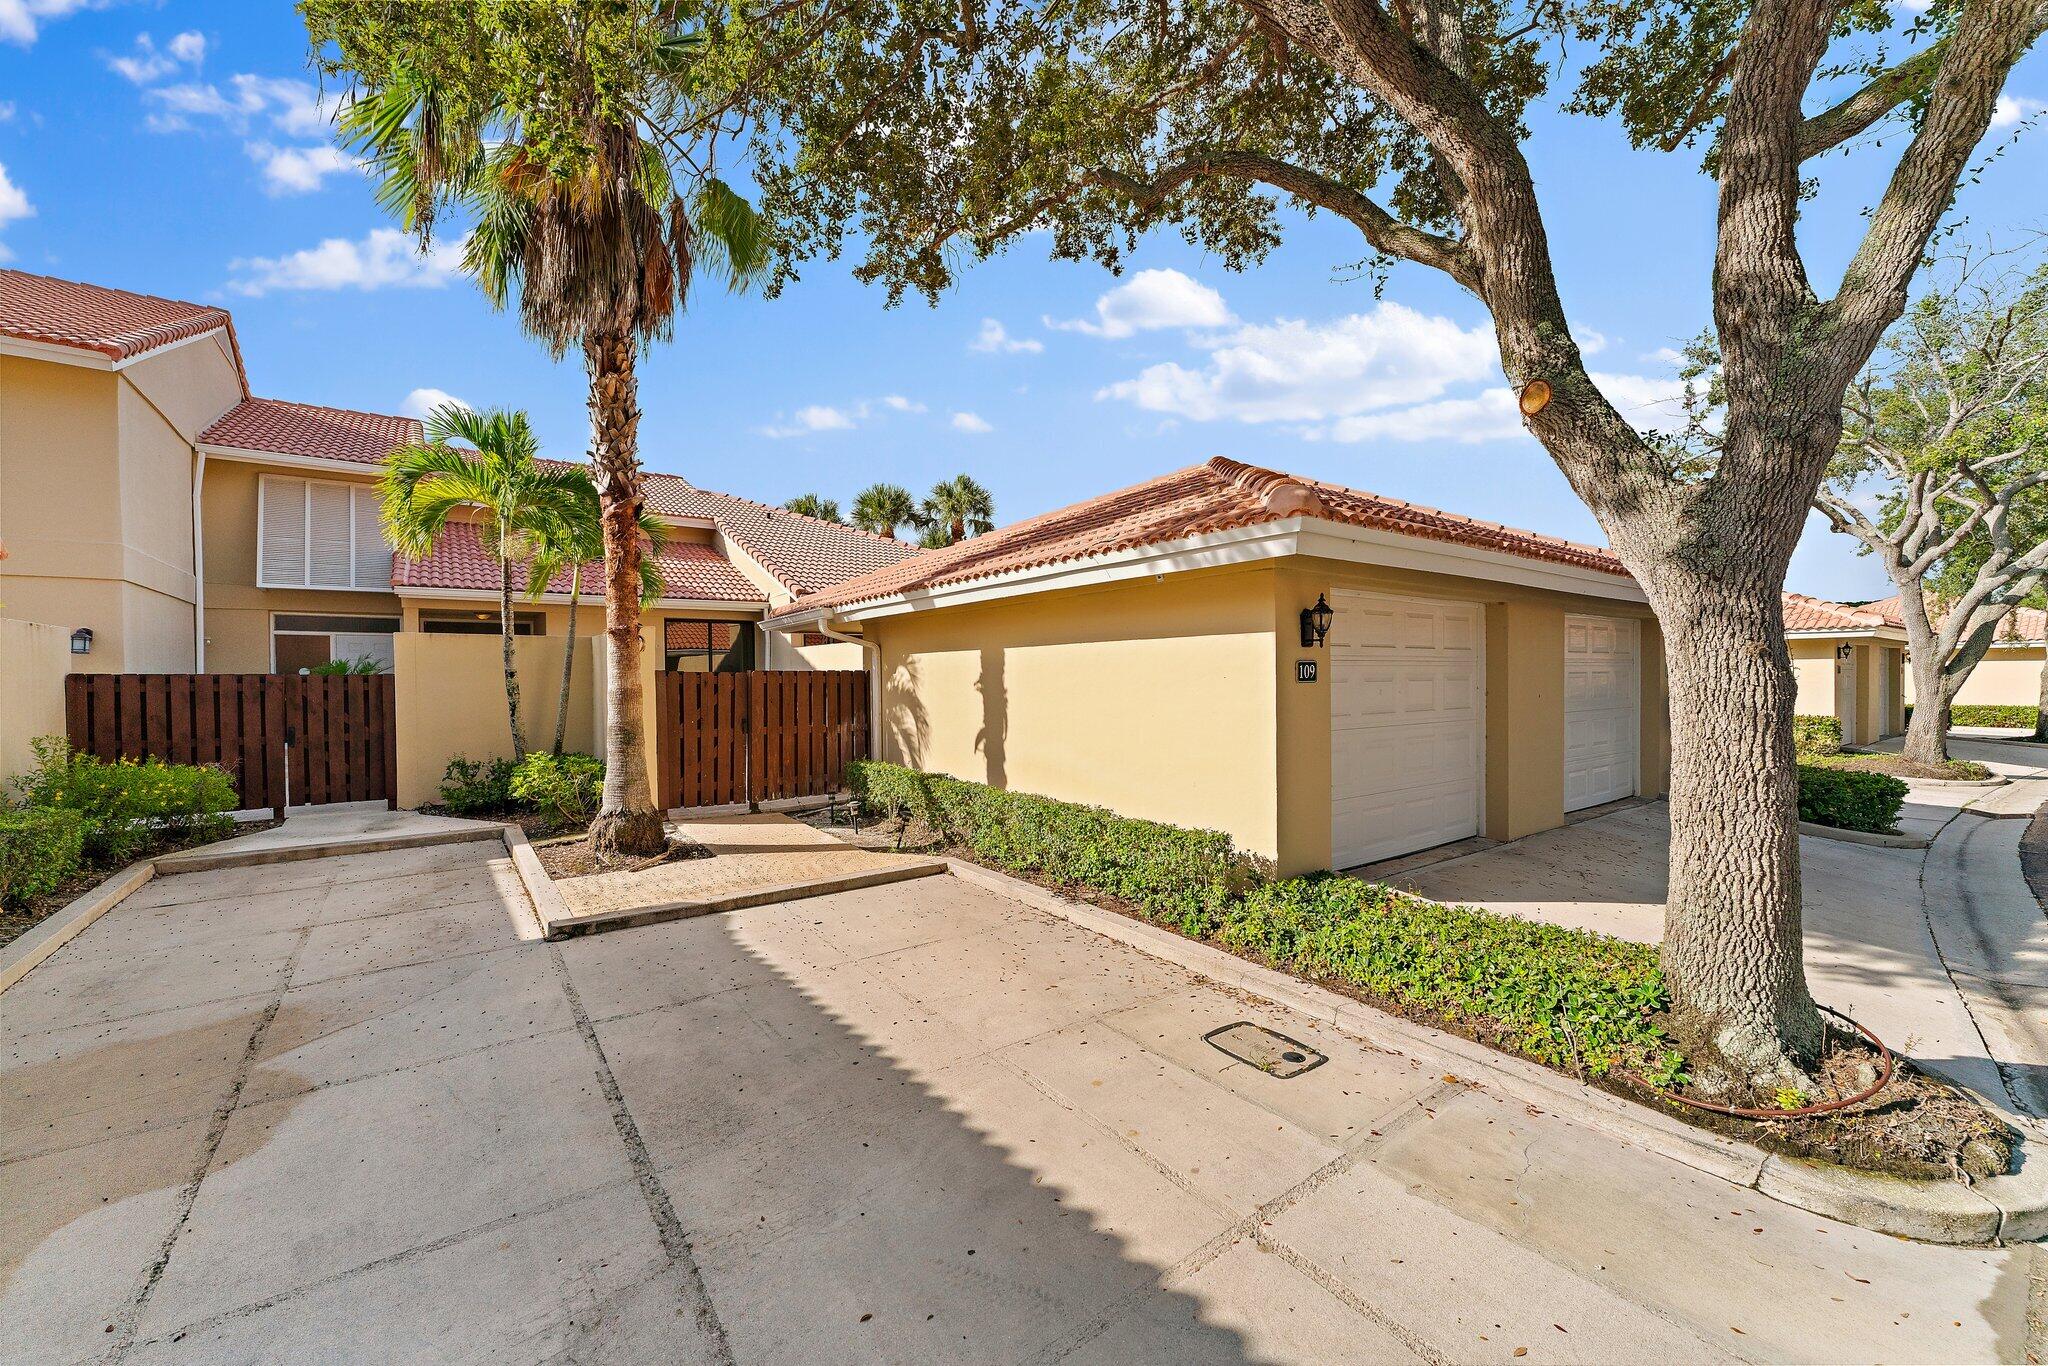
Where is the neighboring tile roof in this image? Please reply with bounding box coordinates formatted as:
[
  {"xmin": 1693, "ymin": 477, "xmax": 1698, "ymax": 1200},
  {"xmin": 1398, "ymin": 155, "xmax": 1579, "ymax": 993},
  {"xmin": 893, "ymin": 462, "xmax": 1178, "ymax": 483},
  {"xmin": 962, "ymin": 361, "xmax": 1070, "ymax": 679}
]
[
  {"xmin": 201, "ymin": 397, "xmax": 422, "ymax": 466},
  {"xmin": 1862, "ymin": 594, "xmax": 2045, "ymax": 645},
  {"xmin": 767, "ymin": 456, "xmax": 1629, "ymax": 623},
  {"xmin": 0, "ymin": 267, "xmax": 238, "ymax": 367},
  {"xmin": 642, "ymin": 472, "xmax": 922, "ymax": 595},
  {"xmin": 392, "ymin": 519, "xmax": 764, "ymax": 603},
  {"xmin": 1781, "ymin": 592, "xmax": 1897, "ymax": 633},
  {"xmin": 665, "ymin": 620, "xmax": 741, "ymax": 652}
]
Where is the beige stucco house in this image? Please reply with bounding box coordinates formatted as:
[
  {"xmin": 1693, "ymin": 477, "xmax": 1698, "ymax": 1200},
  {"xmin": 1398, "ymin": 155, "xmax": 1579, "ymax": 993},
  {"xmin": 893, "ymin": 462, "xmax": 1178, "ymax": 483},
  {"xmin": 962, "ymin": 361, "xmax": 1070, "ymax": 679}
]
[
  {"xmin": 1781, "ymin": 593, "xmax": 1906, "ymax": 746},
  {"xmin": 1, "ymin": 268, "xmax": 915, "ymax": 681},
  {"xmin": 767, "ymin": 457, "xmax": 1671, "ymax": 877},
  {"xmin": 1872, "ymin": 596, "xmax": 2045, "ymax": 712}
]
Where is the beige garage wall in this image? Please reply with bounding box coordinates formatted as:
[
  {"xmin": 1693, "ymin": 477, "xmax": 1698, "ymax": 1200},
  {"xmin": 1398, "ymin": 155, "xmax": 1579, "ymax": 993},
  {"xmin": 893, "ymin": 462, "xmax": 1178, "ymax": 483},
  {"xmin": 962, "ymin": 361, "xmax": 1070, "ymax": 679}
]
[
  {"xmin": 874, "ymin": 564, "xmax": 1282, "ymax": 861},
  {"xmin": 391, "ymin": 633, "xmax": 602, "ymax": 808},
  {"xmin": 0, "ymin": 618, "xmax": 70, "ymax": 789},
  {"xmin": 1900, "ymin": 647, "xmax": 2044, "ymax": 710}
]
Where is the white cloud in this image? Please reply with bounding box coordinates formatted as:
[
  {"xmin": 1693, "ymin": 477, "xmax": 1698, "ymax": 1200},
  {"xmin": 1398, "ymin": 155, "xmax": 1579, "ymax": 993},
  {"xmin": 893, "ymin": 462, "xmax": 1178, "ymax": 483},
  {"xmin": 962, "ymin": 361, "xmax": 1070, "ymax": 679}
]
[
  {"xmin": 757, "ymin": 394, "xmax": 932, "ymax": 438},
  {"xmin": 400, "ymin": 387, "xmax": 470, "ymax": 420},
  {"xmin": 0, "ymin": 0, "xmax": 102, "ymax": 46},
  {"xmin": 1578, "ymin": 328, "xmax": 1609, "ymax": 356},
  {"xmin": 875, "ymin": 394, "xmax": 926, "ymax": 413},
  {"xmin": 971, "ymin": 318, "xmax": 1043, "ymax": 354},
  {"xmin": 1325, "ymin": 389, "xmax": 1527, "ymax": 445},
  {"xmin": 145, "ymin": 74, "xmax": 339, "ymax": 136},
  {"xmin": 0, "ymin": 102, "xmax": 13, "ymax": 122},
  {"xmin": 0, "ymin": 159, "xmax": 33, "ymax": 262},
  {"xmin": 1992, "ymin": 94, "xmax": 2046, "ymax": 130},
  {"xmin": 1098, "ymin": 302, "xmax": 1498, "ymax": 425},
  {"xmin": 950, "ymin": 411, "xmax": 993, "ymax": 434},
  {"xmin": 1049, "ymin": 268, "xmax": 1233, "ymax": 339},
  {"xmin": 246, "ymin": 141, "xmax": 356, "ymax": 195},
  {"xmin": 105, "ymin": 30, "xmax": 204, "ymax": 84},
  {"xmin": 227, "ymin": 228, "xmax": 466, "ymax": 296}
]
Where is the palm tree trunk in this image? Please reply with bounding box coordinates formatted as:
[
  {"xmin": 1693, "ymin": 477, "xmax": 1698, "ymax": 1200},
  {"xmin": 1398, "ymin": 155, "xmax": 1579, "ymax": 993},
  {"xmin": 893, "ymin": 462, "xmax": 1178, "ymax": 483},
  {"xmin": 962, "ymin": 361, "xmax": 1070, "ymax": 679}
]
[
  {"xmin": 554, "ymin": 567, "xmax": 580, "ymax": 758},
  {"xmin": 585, "ymin": 329, "xmax": 667, "ymax": 857},
  {"xmin": 499, "ymin": 540, "xmax": 526, "ymax": 763}
]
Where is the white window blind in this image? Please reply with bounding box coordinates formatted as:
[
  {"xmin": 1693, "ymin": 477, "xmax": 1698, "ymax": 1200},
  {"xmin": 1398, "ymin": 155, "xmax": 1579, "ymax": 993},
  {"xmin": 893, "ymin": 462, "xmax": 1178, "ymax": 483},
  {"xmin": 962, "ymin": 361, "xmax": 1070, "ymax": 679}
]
[{"xmin": 259, "ymin": 474, "xmax": 393, "ymax": 590}]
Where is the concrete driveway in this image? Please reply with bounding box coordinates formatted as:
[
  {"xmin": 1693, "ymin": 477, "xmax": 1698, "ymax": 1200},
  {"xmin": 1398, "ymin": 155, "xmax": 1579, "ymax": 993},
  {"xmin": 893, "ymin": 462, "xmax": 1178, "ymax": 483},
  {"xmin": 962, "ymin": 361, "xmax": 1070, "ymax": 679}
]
[{"xmin": 2, "ymin": 841, "xmax": 2040, "ymax": 1363}]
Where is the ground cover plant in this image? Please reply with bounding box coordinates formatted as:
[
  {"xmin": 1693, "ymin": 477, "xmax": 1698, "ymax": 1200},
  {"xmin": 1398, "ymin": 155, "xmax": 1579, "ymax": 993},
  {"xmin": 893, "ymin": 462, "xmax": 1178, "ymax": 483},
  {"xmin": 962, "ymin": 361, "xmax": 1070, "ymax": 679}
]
[
  {"xmin": 1793, "ymin": 715, "xmax": 1843, "ymax": 758},
  {"xmin": 846, "ymin": 760, "xmax": 2005, "ymax": 1176}
]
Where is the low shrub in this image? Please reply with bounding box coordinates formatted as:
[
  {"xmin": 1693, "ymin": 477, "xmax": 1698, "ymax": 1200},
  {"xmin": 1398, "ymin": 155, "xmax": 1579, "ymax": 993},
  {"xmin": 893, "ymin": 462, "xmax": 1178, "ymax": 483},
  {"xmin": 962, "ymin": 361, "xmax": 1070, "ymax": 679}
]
[
  {"xmin": 509, "ymin": 752, "xmax": 604, "ymax": 825},
  {"xmin": 848, "ymin": 760, "xmax": 1260, "ymax": 928},
  {"xmin": 1792, "ymin": 714, "xmax": 1842, "ymax": 757},
  {"xmin": 13, "ymin": 738, "xmax": 236, "ymax": 865},
  {"xmin": 439, "ymin": 756, "xmax": 516, "ymax": 815},
  {"xmin": 1216, "ymin": 877, "xmax": 1672, "ymax": 1076},
  {"xmin": 1951, "ymin": 703, "xmax": 2039, "ymax": 729},
  {"xmin": 0, "ymin": 808, "xmax": 87, "ymax": 908},
  {"xmin": 1796, "ymin": 763, "xmax": 1908, "ymax": 834}
]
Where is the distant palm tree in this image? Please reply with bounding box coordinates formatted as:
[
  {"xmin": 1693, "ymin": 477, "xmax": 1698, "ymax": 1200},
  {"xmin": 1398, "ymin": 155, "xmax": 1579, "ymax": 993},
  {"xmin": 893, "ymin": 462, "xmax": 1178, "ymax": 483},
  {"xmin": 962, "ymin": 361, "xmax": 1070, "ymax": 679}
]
[
  {"xmin": 920, "ymin": 474, "xmax": 996, "ymax": 546},
  {"xmin": 851, "ymin": 482, "xmax": 920, "ymax": 540},
  {"xmin": 784, "ymin": 493, "xmax": 842, "ymax": 523},
  {"xmin": 524, "ymin": 469, "xmax": 667, "ymax": 758},
  {"xmin": 381, "ymin": 404, "xmax": 578, "ymax": 762}
]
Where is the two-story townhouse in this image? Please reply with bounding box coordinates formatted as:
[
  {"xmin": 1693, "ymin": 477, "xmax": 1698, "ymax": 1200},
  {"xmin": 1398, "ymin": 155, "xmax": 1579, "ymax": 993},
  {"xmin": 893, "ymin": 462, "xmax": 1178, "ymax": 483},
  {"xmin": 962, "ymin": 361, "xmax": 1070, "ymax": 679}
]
[{"xmin": 1, "ymin": 269, "xmax": 917, "ymax": 680}]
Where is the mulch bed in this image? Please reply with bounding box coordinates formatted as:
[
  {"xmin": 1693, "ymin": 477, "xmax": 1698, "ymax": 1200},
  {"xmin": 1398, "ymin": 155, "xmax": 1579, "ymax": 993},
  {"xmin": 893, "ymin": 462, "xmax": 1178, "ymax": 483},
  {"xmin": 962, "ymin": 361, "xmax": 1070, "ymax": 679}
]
[
  {"xmin": 0, "ymin": 819, "xmax": 282, "ymax": 953},
  {"xmin": 821, "ymin": 807, "xmax": 2019, "ymax": 1183},
  {"xmin": 532, "ymin": 830, "xmax": 712, "ymax": 881},
  {"xmin": 1812, "ymin": 751, "xmax": 1996, "ymax": 781}
]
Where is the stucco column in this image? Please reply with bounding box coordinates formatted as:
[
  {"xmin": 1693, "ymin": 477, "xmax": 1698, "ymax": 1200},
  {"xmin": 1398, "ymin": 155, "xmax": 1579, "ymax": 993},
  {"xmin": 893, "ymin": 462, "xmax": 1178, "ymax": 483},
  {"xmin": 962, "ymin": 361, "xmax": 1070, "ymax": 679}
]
[
  {"xmin": 1273, "ymin": 568, "xmax": 1332, "ymax": 877},
  {"xmin": 1484, "ymin": 600, "xmax": 1565, "ymax": 841},
  {"xmin": 1638, "ymin": 617, "xmax": 1671, "ymax": 798}
]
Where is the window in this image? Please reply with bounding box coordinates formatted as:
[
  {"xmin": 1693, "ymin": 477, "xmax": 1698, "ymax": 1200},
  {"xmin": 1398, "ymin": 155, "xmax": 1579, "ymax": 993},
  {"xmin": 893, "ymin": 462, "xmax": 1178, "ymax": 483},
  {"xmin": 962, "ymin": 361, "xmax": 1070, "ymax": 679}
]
[
  {"xmin": 259, "ymin": 475, "xmax": 393, "ymax": 591},
  {"xmin": 271, "ymin": 614, "xmax": 399, "ymax": 674},
  {"xmin": 419, "ymin": 610, "xmax": 546, "ymax": 636},
  {"xmin": 665, "ymin": 618, "xmax": 754, "ymax": 672}
]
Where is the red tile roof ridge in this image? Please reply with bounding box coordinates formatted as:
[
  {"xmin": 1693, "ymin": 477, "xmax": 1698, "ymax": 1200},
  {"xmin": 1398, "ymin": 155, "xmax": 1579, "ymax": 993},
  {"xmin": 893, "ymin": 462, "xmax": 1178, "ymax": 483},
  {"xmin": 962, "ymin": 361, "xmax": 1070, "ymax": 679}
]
[
  {"xmin": 206, "ymin": 395, "xmax": 417, "ymax": 436},
  {"xmin": 2, "ymin": 267, "xmax": 251, "ymax": 396}
]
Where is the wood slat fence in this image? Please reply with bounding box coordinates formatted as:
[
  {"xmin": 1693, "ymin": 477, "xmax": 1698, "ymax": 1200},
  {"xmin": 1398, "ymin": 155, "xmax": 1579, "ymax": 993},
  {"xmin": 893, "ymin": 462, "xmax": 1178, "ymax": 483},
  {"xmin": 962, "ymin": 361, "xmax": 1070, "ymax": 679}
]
[
  {"xmin": 64, "ymin": 673, "xmax": 398, "ymax": 816},
  {"xmin": 653, "ymin": 670, "xmax": 868, "ymax": 811}
]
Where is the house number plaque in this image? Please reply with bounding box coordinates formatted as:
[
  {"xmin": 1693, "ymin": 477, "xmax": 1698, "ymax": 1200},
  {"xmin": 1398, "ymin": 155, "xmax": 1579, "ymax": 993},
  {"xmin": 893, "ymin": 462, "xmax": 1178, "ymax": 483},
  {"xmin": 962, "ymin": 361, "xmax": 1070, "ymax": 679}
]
[{"xmin": 1296, "ymin": 660, "xmax": 1317, "ymax": 683}]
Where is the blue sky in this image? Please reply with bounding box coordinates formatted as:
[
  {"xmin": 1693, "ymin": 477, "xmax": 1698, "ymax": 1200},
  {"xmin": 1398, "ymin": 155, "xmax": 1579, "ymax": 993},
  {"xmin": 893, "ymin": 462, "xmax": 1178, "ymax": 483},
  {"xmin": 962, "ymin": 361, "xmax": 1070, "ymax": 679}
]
[{"xmin": 3, "ymin": 1, "xmax": 2043, "ymax": 601}]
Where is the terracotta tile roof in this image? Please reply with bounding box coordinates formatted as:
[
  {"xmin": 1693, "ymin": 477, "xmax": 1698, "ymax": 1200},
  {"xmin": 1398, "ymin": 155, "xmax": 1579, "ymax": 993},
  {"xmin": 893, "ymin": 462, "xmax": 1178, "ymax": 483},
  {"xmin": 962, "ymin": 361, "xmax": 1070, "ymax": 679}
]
[
  {"xmin": 767, "ymin": 456, "xmax": 1629, "ymax": 623},
  {"xmin": 1781, "ymin": 592, "xmax": 1896, "ymax": 633},
  {"xmin": 665, "ymin": 620, "xmax": 741, "ymax": 652},
  {"xmin": 392, "ymin": 519, "xmax": 764, "ymax": 604},
  {"xmin": 1862, "ymin": 593, "xmax": 2045, "ymax": 644},
  {"xmin": 201, "ymin": 397, "xmax": 421, "ymax": 466},
  {"xmin": 643, "ymin": 472, "xmax": 922, "ymax": 595},
  {"xmin": 0, "ymin": 267, "xmax": 239, "ymax": 368}
]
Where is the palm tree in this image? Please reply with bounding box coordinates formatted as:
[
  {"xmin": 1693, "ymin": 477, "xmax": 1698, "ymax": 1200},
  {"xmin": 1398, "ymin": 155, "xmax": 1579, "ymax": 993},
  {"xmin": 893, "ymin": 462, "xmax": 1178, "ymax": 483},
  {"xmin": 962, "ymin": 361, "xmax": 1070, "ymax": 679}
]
[
  {"xmin": 321, "ymin": 9, "xmax": 770, "ymax": 855},
  {"xmin": 920, "ymin": 474, "xmax": 996, "ymax": 546},
  {"xmin": 381, "ymin": 404, "xmax": 577, "ymax": 763},
  {"xmin": 783, "ymin": 493, "xmax": 841, "ymax": 523},
  {"xmin": 525, "ymin": 468, "xmax": 667, "ymax": 758},
  {"xmin": 850, "ymin": 482, "xmax": 919, "ymax": 540}
]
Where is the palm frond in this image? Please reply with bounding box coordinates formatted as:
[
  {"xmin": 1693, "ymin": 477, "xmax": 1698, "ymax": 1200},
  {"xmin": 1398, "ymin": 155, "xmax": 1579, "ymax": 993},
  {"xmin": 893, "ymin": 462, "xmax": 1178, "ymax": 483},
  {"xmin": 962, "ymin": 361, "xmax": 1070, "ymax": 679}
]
[{"xmin": 690, "ymin": 177, "xmax": 769, "ymax": 293}]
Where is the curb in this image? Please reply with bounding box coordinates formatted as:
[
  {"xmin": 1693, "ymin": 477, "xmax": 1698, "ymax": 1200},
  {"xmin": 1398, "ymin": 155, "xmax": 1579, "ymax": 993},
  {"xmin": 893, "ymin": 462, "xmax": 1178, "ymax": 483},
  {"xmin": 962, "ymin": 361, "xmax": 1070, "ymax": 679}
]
[
  {"xmin": 501, "ymin": 825, "xmax": 568, "ymax": 942},
  {"xmin": 541, "ymin": 859, "xmax": 947, "ymax": 939},
  {"xmin": 1908, "ymin": 775, "xmax": 2009, "ymax": 790},
  {"xmin": 1798, "ymin": 820, "xmax": 1929, "ymax": 849},
  {"xmin": 939, "ymin": 856, "xmax": 2048, "ymax": 1246},
  {"xmin": 154, "ymin": 824, "xmax": 503, "ymax": 875},
  {"xmin": 0, "ymin": 861, "xmax": 154, "ymax": 996}
]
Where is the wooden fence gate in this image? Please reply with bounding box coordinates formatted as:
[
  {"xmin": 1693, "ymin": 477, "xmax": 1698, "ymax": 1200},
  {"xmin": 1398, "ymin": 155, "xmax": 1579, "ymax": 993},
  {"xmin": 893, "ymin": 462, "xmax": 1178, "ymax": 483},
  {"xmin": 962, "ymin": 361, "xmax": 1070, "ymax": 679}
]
[
  {"xmin": 653, "ymin": 670, "xmax": 869, "ymax": 811},
  {"xmin": 64, "ymin": 673, "xmax": 398, "ymax": 817}
]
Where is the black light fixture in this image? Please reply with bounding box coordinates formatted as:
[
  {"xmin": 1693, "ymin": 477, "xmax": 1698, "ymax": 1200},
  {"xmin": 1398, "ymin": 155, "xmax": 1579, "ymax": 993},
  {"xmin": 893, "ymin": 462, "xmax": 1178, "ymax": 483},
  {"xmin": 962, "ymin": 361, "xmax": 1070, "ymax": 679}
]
[
  {"xmin": 69, "ymin": 627, "xmax": 93, "ymax": 656},
  {"xmin": 1300, "ymin": 593, "xmax": 1334, "ymax": 649}
]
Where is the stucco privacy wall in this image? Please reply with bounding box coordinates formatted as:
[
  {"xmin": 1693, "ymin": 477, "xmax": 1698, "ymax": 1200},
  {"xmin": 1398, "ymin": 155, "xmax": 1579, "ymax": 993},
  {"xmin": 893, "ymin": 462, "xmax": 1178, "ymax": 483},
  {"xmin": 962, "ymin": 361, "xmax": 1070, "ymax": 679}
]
[
  {"xmin": 1901, "ymin": 647, "xmax": 2045, "ymax": 710},
  {"xmin": 390, "ymin": 632, "xmax": 601, "ymax": 808},
  {"xmin": 200, "ymin": 458, "xmax": 400, "ymax": 673},
  {"xmin": 0, "ymin": 619, "xmax": 69, "ymax": 788},
  {"xmin": 877, "ymin": 564, "xmax": 1283, "ymax": 860},
  {"xmin": 1790, "ymin": 638, "xmax": 1904, "ymax": 743}
]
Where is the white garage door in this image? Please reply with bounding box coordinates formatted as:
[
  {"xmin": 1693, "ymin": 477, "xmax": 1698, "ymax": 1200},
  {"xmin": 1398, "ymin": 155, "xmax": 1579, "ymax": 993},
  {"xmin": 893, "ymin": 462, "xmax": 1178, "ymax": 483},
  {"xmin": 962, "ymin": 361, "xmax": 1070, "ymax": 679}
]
[
  {"xmin": 1564, "ymin": 615, "xmax": 1638, "ymax": 812},
  {"xmin": 1329, "ymin": 591, "xmax": 1483, "ymax": 869}
]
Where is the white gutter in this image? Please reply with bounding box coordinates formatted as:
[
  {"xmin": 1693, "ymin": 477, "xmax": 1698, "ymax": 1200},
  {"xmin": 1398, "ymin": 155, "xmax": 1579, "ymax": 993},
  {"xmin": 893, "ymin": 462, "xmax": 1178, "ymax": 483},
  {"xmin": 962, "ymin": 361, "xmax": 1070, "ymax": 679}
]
[{"xmin": 813, "ymin": 620, "xmax": 882, "ymax": 762}]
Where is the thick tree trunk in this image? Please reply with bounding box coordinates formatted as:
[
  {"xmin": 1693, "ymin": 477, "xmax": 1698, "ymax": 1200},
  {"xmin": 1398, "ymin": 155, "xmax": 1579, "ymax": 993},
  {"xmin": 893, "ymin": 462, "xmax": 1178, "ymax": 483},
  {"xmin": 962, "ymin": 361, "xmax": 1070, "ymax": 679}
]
[
  {"xmin": 2036, "ymin": 647, "xmax": 2048, "ymax": 743},
  {"xmin": 1651, "ymin": 577, "xmax": 1823, "ymax": 1089},
  {"xmin": 554, "ymin": 569, "xmax": 580, "ymax": 758},
  {"xmin": 584, "ymin": 330, "xmax": 667, "ymax": 857},
  {"xmin": 499, "ymin": 547, "xmax": 526, "ymax": 764},
  {"xmin": 1894, "ymin": 587, "xmax": 1953, "ymax": 766}
]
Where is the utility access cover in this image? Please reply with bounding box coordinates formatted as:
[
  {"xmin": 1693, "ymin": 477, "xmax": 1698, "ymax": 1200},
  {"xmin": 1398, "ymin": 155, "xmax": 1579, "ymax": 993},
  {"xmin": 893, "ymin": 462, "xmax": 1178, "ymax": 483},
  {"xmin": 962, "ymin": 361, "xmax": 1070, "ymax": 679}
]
[{"xmin": 1204, "ymin": 1022, "xmax": 1327, "ymax": 1078}]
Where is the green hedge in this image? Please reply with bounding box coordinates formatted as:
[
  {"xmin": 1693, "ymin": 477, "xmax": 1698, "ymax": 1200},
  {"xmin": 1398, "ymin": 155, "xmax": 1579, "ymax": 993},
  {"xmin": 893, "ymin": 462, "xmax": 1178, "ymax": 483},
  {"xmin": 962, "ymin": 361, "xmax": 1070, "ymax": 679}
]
[
  {"xmin": 1792, "ymin": 714, "xmax": 1842, "ymax": 757},
  {"xmin": 12, "ymin": 738, "xmax": 236, "ymax": 865},
  {"xmin": 848, "ymin": 761, "xmax": 1257, "ymax": 927},
  {"xmin": 439, "ymin": 757, "xmax": 516, "ymax": 815},
  {"xmin": 1905, "ymin": 703, "xmax": 2042, "ymax": 729},
  {"xmin": 0, "ymin": 808, "xmax": 87, "ymax": 908},
  {"xmin": 848, "ymin": 760, "xmax": 1678, "ymax": 1079},
  {"xmin": 509, "ymin": 752, "xmax": 604, "ymax": 824},
  {"xmin": 1796, "ymin": 764, "xmax": 1908, "ymax": 834}
]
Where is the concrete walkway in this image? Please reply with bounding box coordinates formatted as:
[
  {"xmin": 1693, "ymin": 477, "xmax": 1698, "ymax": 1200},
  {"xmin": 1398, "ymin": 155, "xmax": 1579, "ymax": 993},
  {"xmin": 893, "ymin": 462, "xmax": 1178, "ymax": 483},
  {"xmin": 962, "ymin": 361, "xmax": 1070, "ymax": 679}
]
[
  {"xmin": 2, "ymin": 840, "xmax": 2041, "ymax": 1362},
  {"xmin": 1394, "ymin": 744, "xmax": 2048, "ymax": 1136},
  {"xmin": 154, "ymin": 803, "xmax": 506, "ymax": 873}
]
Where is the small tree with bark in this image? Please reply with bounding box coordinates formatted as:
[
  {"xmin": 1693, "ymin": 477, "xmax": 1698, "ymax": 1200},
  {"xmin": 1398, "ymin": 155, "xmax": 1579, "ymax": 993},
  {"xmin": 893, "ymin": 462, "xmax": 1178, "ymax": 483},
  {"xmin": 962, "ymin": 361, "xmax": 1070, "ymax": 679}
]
[
  {"xmin": 734, "ymin": 0, "xmax": 2043, "ymax": 1088},
  {"xmin": 1815, "ymin": 255, "xmax": 2048, "ymax": 762}
]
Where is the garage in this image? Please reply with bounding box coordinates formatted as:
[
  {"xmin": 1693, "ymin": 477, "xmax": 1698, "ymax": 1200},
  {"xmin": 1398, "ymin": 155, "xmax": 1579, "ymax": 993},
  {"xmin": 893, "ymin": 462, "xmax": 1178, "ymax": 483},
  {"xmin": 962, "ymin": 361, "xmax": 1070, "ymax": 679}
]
[
  {"xmin": 1329, "ymin": 590, "xmax": 1483, "ymax": 868},
  {"xmin": 1563, "ymin": 614, "xmax": 1638, "ymax": 812}
]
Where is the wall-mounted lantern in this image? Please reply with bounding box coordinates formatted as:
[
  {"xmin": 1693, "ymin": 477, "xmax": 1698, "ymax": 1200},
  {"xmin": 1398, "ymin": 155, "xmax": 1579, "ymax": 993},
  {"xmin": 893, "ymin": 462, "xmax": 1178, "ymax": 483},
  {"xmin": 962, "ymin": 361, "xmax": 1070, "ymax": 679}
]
[
  {"xmin": 69, "ymin": 627, "xmax": 94, "ymax": 656},
  {"xmin": 1836, "ymin": 643, "xmax": 1853, "ymax": 660},
  {"xmin": 1300, "ymin": 593, "xmax": 1334, "ymax": 649}
]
